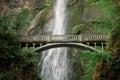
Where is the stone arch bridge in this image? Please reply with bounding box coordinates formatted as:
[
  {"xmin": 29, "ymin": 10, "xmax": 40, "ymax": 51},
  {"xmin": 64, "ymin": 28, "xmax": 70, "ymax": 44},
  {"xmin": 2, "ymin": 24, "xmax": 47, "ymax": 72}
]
[{"xmin": 20, "ymin": 34, "xmax": 109, "ymax": 52}]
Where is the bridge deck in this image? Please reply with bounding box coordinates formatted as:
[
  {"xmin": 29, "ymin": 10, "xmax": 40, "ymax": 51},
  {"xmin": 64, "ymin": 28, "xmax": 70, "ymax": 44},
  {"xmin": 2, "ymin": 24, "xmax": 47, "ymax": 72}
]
[{"xmin": 20, "ymin": 34, "xmax": 109, "ymax": 43}]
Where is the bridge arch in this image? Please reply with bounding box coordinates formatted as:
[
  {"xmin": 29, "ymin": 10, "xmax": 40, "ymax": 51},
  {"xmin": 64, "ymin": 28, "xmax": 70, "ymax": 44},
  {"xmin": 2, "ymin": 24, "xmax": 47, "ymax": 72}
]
[{"xmin": 34, "ymin": 43, "xmax": 102, "ymax": 53}]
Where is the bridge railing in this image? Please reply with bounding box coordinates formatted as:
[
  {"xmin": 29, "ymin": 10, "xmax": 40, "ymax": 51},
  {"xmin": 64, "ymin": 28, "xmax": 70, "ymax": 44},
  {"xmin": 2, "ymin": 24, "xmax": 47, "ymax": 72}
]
[{"xmin": 20, "ymin": 34, "xmax": 109, "ymax": 43}]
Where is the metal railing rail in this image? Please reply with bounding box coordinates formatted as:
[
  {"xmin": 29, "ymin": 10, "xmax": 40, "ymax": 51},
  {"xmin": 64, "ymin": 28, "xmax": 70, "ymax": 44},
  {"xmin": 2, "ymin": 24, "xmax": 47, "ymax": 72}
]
[{"xmin": 20, "ymin": 34, "xmax": 109, "ymax": 43}]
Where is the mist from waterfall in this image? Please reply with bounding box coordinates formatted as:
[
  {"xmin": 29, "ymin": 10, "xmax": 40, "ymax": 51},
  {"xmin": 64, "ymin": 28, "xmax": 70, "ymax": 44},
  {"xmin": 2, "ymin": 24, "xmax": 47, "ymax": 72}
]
[{"xmin": 39, "ymin": 0, "xmax": 71, "ymax": 80}]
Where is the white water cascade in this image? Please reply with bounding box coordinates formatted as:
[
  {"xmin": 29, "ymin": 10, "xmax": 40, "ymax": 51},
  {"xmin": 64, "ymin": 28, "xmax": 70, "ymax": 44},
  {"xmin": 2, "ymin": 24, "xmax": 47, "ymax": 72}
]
[{"xmin": 39, "ymin": 0, "xmax": 71, "ymax": 80}]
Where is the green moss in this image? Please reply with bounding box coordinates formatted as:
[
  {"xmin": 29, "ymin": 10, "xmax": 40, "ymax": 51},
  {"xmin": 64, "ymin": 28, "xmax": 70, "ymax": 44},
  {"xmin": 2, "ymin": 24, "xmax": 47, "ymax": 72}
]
[
  {"xmin": 71, "ymin": 24, "xmax": 85, "ymax": 34},
  {"xmin": 70, "ymin": 4, "xmax": 84, "ymax": 26}
]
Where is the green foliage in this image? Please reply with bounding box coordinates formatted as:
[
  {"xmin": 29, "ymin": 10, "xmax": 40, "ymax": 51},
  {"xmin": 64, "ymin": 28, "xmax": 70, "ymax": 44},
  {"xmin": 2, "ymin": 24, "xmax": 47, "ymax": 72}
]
[
  {"xmin": 85, "ymin": 0, "xmax": 119, "ymax": 35},
  {"xmin": 0, "ymin": 14, "xmax": 12, "ymax": 34},
  {"xmin": 82, "ymin": 0, "xmax": 120, "ymax": 79},
  {"xmin": 0, "ymin": 6, "xmax": 40, "ymax": 80},
  {"xmin": 0, "ymin": 30, "xmax": 39, "ymax": 80},
  {"xmin": 45, "ymin": 0, "xmax": 53, "ymax": 7},
  {"xmin": 0, "ymin": 71, "xmax": 16, "ymax": 80},
  {"xmin": 91, "ymin": 19, "xmax": 113, "ymax": 34},
  {"xmin": 71, "ymin": 18, "xmax": 112, "ymax": 34},
  {"xmin": 95, "ymin": 0, "xmax": 112, "ymax": 7},
  {"xmin": 87, "ymin": 0, "xmax": 120, "ymax": 28},
  {"xmin": 70, "ymin": 0, "xmax": 117, "ymax": 35},
  {"xmin": 113, "ymin": 58, "xmax": 120, "ymax": 70},
  {"xmin": 69, "ymin": 4, "xmax": 84, "ymax": 28},
  {"xmin": 70, "ymin": 48, "xmax": 114, "ymax": 80},
  {"xmin": 97, "ymin": 0, "xmax": 120, "ymax": 53},
  {"xmin": 71, "ymin": 24, "xmax": 85, "ymax": 34},
  {"xmin": 19, "ymin": 48, "xmax": 39, "ymax": 66},
  {"xmin": 80, "ymin": 50, "xmax": 113, "ymax": 80},
  {"xmin": 0, "ymin": 46, "xmax": 39, "ymax": 80},
  {"xmin": 0, "ymin": 9, "xmax": 30, "ymax": 35},
  {"xmin": 86, "ymin": 0, "xmax": 98, "ymax": 4},
  {"xmin": 68, "ymin": 0, "xmax": 75, "ymax": 4},
  {"xmin": 13, "ymin": 9, "xmax": 30, "ymax": 34}
]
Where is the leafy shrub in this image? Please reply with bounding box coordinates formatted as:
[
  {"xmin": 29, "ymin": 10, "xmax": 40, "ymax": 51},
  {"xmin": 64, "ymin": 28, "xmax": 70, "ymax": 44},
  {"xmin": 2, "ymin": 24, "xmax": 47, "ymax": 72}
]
[{"xmin": 79, "ymin": 50, "xmax": 113, "ymax": 80}]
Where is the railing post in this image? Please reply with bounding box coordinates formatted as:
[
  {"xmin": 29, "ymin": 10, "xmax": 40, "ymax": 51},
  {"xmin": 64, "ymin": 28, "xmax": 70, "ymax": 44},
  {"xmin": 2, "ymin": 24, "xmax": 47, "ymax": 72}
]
[
  {"xmin": 87, "ymin": 43, "xmax": 90, "ymax": 46},
  {"xmin": 58, "ymin": 35, "xmax": 60, "ymax": 41},
  {"xmin": 76, "ymin": 35, "xmax": 78, "ymax": 41},
  {"xmin": 42, "ymin": 36, "xmax": 44, "ymax": 41},
  {"xmin": 33, "ymin": 43, "xmax": 35, "ymax": 49},
  {"xmin": 30, "ymin": 36, "xmax": 32, "ymax": 42},
  {"xmin": 74, "ymin": 35, "xmax": 77, "ymax": 41},
  {"xmin": 48, "ymin": 35, "xmax": 51, "ymax": 42},
  {"xmin": 94, "ymin": 43, "xmax": 97, "ymax": 48},
  {"xmin": 73, "ymin": 35, "xmax": 74, "ymax": 41},
  {"xmin": 39, "ymin": 43, "xmax": 42, "ymax": 46},
  {"xmin": 26, "ymin": 43, "xmax": 28, "ymax": 48},
  {"xmin": 101, "ymin": 43, "xmax": 104, "ymax": 51},
  {"xmin": 75, "ymin": 35, "xmax": 77, "ymax": 41},
  {"xmin": 78, "ymin": 35, "xmax": 81, "ymax": 41},
  {"xmin": 47, "ymin": 35, "xmax": 49, "ymax": 42}
]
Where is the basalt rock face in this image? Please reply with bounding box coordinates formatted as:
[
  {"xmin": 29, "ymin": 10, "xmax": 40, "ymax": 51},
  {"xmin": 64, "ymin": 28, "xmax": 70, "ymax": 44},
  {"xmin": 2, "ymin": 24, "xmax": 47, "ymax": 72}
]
[
  {"xmin": 0, "ymin": 0, "xmax": 48, "ymax": 36},
  {"xmin": 0, "ymin": 0, "xmax": 104, "ymax": 35},
  {"xmin": 92, "ymin": 59, "xmax": 120, "ymax": 80},
  {"xmin": 0, "ymin": 0, "xmax": 46, "ymax": 14},
  {"xmin": 68, "ymin": 0, "xmax": 105, "ymax": 34},
  {"xmin": 25, "ymin": 0, "xmax": 105, "ymax": 36},
  {"xmin": 0, "ymin": 0, "xmax": 47, "ymax": 22}
]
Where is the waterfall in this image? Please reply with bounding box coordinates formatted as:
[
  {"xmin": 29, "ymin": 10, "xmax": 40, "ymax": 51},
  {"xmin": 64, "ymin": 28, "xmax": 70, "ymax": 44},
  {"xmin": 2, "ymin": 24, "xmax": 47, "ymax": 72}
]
[
  {"xmin": 39, "ymin": 0, "xmax": 71, "ymax": 80},
  {"xmin": 53, "ymin": 0, "xmax": 67, "ymax": 35}
]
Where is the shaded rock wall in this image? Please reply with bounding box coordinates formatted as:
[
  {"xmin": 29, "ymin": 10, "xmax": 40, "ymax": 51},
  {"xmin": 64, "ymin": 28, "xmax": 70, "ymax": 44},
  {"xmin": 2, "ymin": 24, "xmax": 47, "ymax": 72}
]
[{"xmin": 0, "ymin": 0, "xmax": 46, "ymax": 14}]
